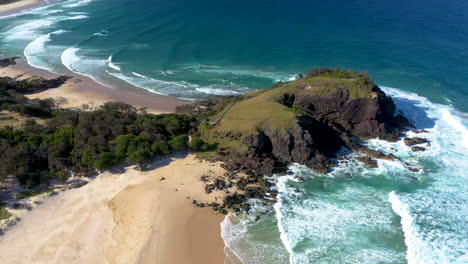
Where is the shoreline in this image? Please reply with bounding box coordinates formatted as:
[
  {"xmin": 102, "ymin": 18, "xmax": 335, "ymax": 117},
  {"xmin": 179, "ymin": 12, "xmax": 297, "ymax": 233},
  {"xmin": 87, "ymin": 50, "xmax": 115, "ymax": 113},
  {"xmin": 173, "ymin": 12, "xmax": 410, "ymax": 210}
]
[
  {"xmin": 0, "ymin": 154, "xmax": 229, "ymax": 264},
  {"xmin": 0, "ymin": 0, "xmax": 47, "ymax": 18},
  {"xmin": 0, "ymin": 58, "xmax": 190, "ymax": 114},
  {"xmin": 0, "ymin": 58, "xmax": 229, "ymax": 263}
]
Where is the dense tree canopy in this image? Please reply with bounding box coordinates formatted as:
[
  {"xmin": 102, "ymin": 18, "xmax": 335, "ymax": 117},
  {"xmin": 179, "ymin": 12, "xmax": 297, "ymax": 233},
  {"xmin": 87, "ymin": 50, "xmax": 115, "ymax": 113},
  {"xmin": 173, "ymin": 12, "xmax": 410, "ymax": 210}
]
[{"xmin": 0, "ymin": 101, "xmax": 195, "ymax": 188}]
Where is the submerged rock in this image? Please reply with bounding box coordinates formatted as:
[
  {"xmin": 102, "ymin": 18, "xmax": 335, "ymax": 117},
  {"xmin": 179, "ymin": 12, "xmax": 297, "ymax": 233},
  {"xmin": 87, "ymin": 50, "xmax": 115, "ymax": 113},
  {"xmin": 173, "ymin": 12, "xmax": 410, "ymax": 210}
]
[
  {"xmin": 355, "ymin": 156, "xmax": 379, "ymax": 168},
  {"xmin": 404, "ymin": 137, "xmax": 429, "ymax": 146},
  {"xmin": 411, "ymin": 146, "xmax": 427, "ymax": 152}
]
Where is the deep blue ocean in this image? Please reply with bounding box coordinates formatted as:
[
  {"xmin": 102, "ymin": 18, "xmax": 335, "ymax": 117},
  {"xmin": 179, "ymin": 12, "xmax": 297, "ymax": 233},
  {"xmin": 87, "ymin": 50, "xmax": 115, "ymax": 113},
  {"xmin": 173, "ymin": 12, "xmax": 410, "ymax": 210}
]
[{"xmin": 0, "ymin": 0, "xmax": 467, "ymax": 263}]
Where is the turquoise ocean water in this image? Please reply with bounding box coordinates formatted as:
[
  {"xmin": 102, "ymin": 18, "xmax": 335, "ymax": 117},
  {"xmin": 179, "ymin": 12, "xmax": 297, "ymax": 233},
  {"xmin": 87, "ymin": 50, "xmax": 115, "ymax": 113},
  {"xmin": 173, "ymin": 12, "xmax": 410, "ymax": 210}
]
[{"xmin": 0, "ymin": 0, "xmax": 467, "ymax": 263}]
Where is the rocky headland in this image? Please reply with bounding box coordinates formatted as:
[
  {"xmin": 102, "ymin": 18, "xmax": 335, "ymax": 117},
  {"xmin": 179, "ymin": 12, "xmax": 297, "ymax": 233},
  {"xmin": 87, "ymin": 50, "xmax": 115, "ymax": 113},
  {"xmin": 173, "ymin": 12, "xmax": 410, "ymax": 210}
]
[{"xmin": 179, "ymin": 68, "xmax": 424, "ymax": 212}]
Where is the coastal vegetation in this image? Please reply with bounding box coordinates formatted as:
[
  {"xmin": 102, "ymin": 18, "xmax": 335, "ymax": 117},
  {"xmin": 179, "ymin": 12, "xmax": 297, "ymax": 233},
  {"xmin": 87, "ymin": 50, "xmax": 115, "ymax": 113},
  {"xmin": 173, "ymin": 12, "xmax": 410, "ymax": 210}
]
[
  {"xmin": 0, "ymin": 75, "xmax": 195, "ymax": 188},
  {"xmin": 0, "ymin": 204, "xmax": 11, "ymax": 220},
  {"xmin": 0, "ymin": 65, "xmax": 418, "ymax": 214}
]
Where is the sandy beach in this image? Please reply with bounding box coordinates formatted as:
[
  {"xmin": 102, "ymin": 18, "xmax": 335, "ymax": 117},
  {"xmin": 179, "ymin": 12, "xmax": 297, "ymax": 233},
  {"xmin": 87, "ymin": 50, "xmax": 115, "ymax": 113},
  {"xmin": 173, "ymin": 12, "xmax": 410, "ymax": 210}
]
[
  {"xmin": 0, "ymin": 154, "xmax": 229, "ymax": 264},
  {"xmin": 0, "ymin": 56, "xmax": 229, "ymax": 263},
  {"xmin": 0, "ymin": 59, "xmax": 189, "ymax": 114},
  {"xmin": 0, "ymin": 0, "xmax": 46, "ymax": 17}
]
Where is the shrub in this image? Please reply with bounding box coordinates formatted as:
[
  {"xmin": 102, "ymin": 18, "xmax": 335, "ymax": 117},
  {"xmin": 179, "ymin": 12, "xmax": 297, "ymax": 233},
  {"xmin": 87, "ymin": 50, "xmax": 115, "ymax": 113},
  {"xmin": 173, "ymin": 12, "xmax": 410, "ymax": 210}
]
[
  {"xmin": 189, "ymin": 137, "xmax": 211, "ymax": 151},
  {"xmin": 94, "ymin": 152, "xmax": 119, "ymax": 171},
  {"xmin": 127, "ymin": 145, "xmax": 152, "ymax": 168},
  {"xmin": 169, "ymin": 134, "xmax": 189, "ymax": 150},
  {"xmin": 151, "ymin": 141, "xmax": 171, "ymax": 155}
]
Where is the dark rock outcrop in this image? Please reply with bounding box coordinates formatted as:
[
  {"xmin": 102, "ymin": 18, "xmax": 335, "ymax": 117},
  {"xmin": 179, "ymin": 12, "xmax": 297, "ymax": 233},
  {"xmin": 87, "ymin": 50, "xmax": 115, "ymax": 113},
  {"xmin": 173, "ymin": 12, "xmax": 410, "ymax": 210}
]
[
  {"xmin": 193, "ymin": 69, "xmax": 416, "ymax": 213},
  {"xmin": 355, "ymin": 156, "xmax": 378, "ymax": 168},
  {"xmin": 218, "ymin": 85, "xmax": 410, "ymax": 176},
  {"xmin": 285, "ymin": 87, "xmax": 410, "ymax": 141},
  {"xmin": 404, "ymin": 137, "xmax": 429, "ymax": 146},
  {"xmin": 0, "ymin": 56, "xmax": 18, "ymax": 68},
  {"xmin": 411, "ymin": 146, "xmax": 426, "ymax": 152},
  {"xmin": 0, "ymin": 76, "xmax": 70, "ymax": 94}
]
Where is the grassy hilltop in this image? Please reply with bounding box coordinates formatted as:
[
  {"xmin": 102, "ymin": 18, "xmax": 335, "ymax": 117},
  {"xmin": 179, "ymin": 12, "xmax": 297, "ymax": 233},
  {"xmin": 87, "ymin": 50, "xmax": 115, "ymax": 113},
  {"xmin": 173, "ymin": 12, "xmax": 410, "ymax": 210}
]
[{"xmin": 194, "ymin": 68, "xmax": 382, "ymax": 158}]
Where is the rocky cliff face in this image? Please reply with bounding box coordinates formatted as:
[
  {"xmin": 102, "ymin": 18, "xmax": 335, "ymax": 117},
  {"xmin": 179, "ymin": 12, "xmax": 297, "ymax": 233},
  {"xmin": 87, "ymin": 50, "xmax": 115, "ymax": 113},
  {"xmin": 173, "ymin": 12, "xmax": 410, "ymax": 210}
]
[
  {"xmin": 290, "ymin": 87, "xmax": 408, "ymax": 141},
  {"xmin": 183, "ymin": 68, "xmax": 417, "ymax": 212},
  {"xmin": 196, "ymin": 69, "xmax": 412, "ymax": 177}
]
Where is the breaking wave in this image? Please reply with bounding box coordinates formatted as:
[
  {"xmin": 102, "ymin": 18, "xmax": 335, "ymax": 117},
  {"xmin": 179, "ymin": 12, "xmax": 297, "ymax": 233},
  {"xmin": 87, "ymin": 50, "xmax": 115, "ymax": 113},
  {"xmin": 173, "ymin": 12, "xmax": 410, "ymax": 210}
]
[
  {"xmin": 107, "ymin": 55, "xmax": 121, "ymax": 71},
  {"xmin": 24, "ymin": 30, "xmax": 68, "ymax": 70},
  {"xmin": 222, "ymin": 86, "xmax": 468, "ymax": 264}
]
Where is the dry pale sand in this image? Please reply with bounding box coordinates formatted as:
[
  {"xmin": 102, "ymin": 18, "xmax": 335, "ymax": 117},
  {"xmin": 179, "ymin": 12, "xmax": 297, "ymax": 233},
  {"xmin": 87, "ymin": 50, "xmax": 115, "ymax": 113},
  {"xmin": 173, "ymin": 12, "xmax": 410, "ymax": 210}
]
[
  {"xmin": 0, "ymin": 61, "xmax": 189, "ymax": 114},
  {"xmin": 0, "ymin": 154, "xmax": 229, "ymax": 264},
  {"xmin": 0, "ymin": 0, "xmax": 45, "ymax": 17}
]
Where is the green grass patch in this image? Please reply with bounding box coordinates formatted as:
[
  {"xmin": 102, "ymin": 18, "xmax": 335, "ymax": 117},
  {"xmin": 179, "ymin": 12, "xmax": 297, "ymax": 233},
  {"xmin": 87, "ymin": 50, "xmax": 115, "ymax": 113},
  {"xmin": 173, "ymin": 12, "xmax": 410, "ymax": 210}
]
[{"xmin": 196, "ymin": 68, "xmax": 378, "ymax": 157}]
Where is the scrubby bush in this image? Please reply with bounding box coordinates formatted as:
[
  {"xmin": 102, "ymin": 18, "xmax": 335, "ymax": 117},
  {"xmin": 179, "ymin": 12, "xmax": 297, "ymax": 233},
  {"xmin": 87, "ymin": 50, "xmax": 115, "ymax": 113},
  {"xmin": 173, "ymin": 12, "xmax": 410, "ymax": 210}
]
[
  {"xmin": 189, "ymin": 137, "xmax": 211, "ymax": 151},
  {"xmin": 0, "ymin": 101, "xmax": 195, "ymax": 188},
  {"xmin": 94, "ymin": 152, "xmax": 119, "ymax": 171},
  {"xmin": 169, "ymin": 134, "xmax": 189, "ymax": 150}
]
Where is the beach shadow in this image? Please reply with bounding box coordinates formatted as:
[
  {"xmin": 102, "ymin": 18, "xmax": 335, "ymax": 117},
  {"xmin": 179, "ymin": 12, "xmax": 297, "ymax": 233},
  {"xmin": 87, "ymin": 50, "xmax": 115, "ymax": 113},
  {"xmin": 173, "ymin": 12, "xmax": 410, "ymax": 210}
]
[{"xmin": 144, "ymin": 150, "xmax": 190, "ymax": 171}]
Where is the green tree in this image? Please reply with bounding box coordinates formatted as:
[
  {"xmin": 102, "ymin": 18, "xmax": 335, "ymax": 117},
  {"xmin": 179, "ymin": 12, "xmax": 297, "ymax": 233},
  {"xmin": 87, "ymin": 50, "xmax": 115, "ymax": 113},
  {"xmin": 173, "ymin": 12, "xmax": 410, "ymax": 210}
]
[
  {"xmin": 127, "ymin": 145, "xmax": 152, "ymax": 169},
  {"xmin": 151, "ymin": 141, "xmax": 171, "ymax": 155},
  {"xmin": 81, "ymin": 149, "xmax": 94, "ymax": 167},
  {"xmin": 189, "ymin": 137, "xmax": 211, "ymax": 151},
  {"xmin": 168, "ymin": 134, "xmax": 188, "ymax": 150},
  {"xmin": 114, "ymin": 134, "xmax": 136, "ymax": 157},
  {"xmin": 94, "ymin": 152, "xmax": 118, "ymax": 171}
]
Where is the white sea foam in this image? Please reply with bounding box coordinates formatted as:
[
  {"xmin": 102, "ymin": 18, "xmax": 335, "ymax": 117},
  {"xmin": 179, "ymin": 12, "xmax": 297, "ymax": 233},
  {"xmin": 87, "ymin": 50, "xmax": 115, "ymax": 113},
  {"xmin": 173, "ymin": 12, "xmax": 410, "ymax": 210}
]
[
  {"xmin": 389, "ymin": 191, "xmax": 430, "ymax": 264},
  {"xmin": 60, "ymin": 47, "xmax": 109, "ymax": 88},
  {"xmin": 196, "ymin": 87, "xmax": 241, "ymax": 96},
  {"xmin": 182, "ymin": 64, "xmax": 297, "ymax": 82},
  {"xmin": 381, "ymin": 86, "xmax": 468, "ymax": 150},
  {"xmin": 221, "ymin": 210, "xmax": 290, "ymax": 264},
  {"xmin": 93, "ymin": 30, "xmax": 109, "ymax": 37},
  {"xmin": 2, "ymin": 20, "xmax": 54, "ymax": 41},
  {"xmin": 107, "ymin": 72, "xmax": 178, "ymax": 96},
  {"xmin": 63, "ymin": 0, "xmax": 93, "ymax": 8},
  {"xmin": 257, "ymin": 86, "xmax": 468, "ymax": 264},
  {"xmin": 2, "ymin": 9, "xmax": 86, "ymax": 42},
  {"xmin": 273, "ymin": 175, "xmax": 295, "ymax": 264},
  {"xmin": 107, "ymin": 55, "xmax": 121, "ymax": 71},
  {"xmin": 66, "ymin": 15, "xmax": 89, "ymax": 20},
  {"xmin": 107, "ymin": 71, "xmax": 231, "ymax": 99},
  {"xmin": 61, "ymin": 47, "xmax": 81, "ymax": 73},
  {"xmin": 24, "ymin": 30, "xmax": 68, "ymax": 70},
  {"xmin": 132, "ymin": 72, "xmax": 148, "ymax": 78},
  {"xmin": 67, "ymin": 11, "xmax": 88, "ymax": 15}
]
